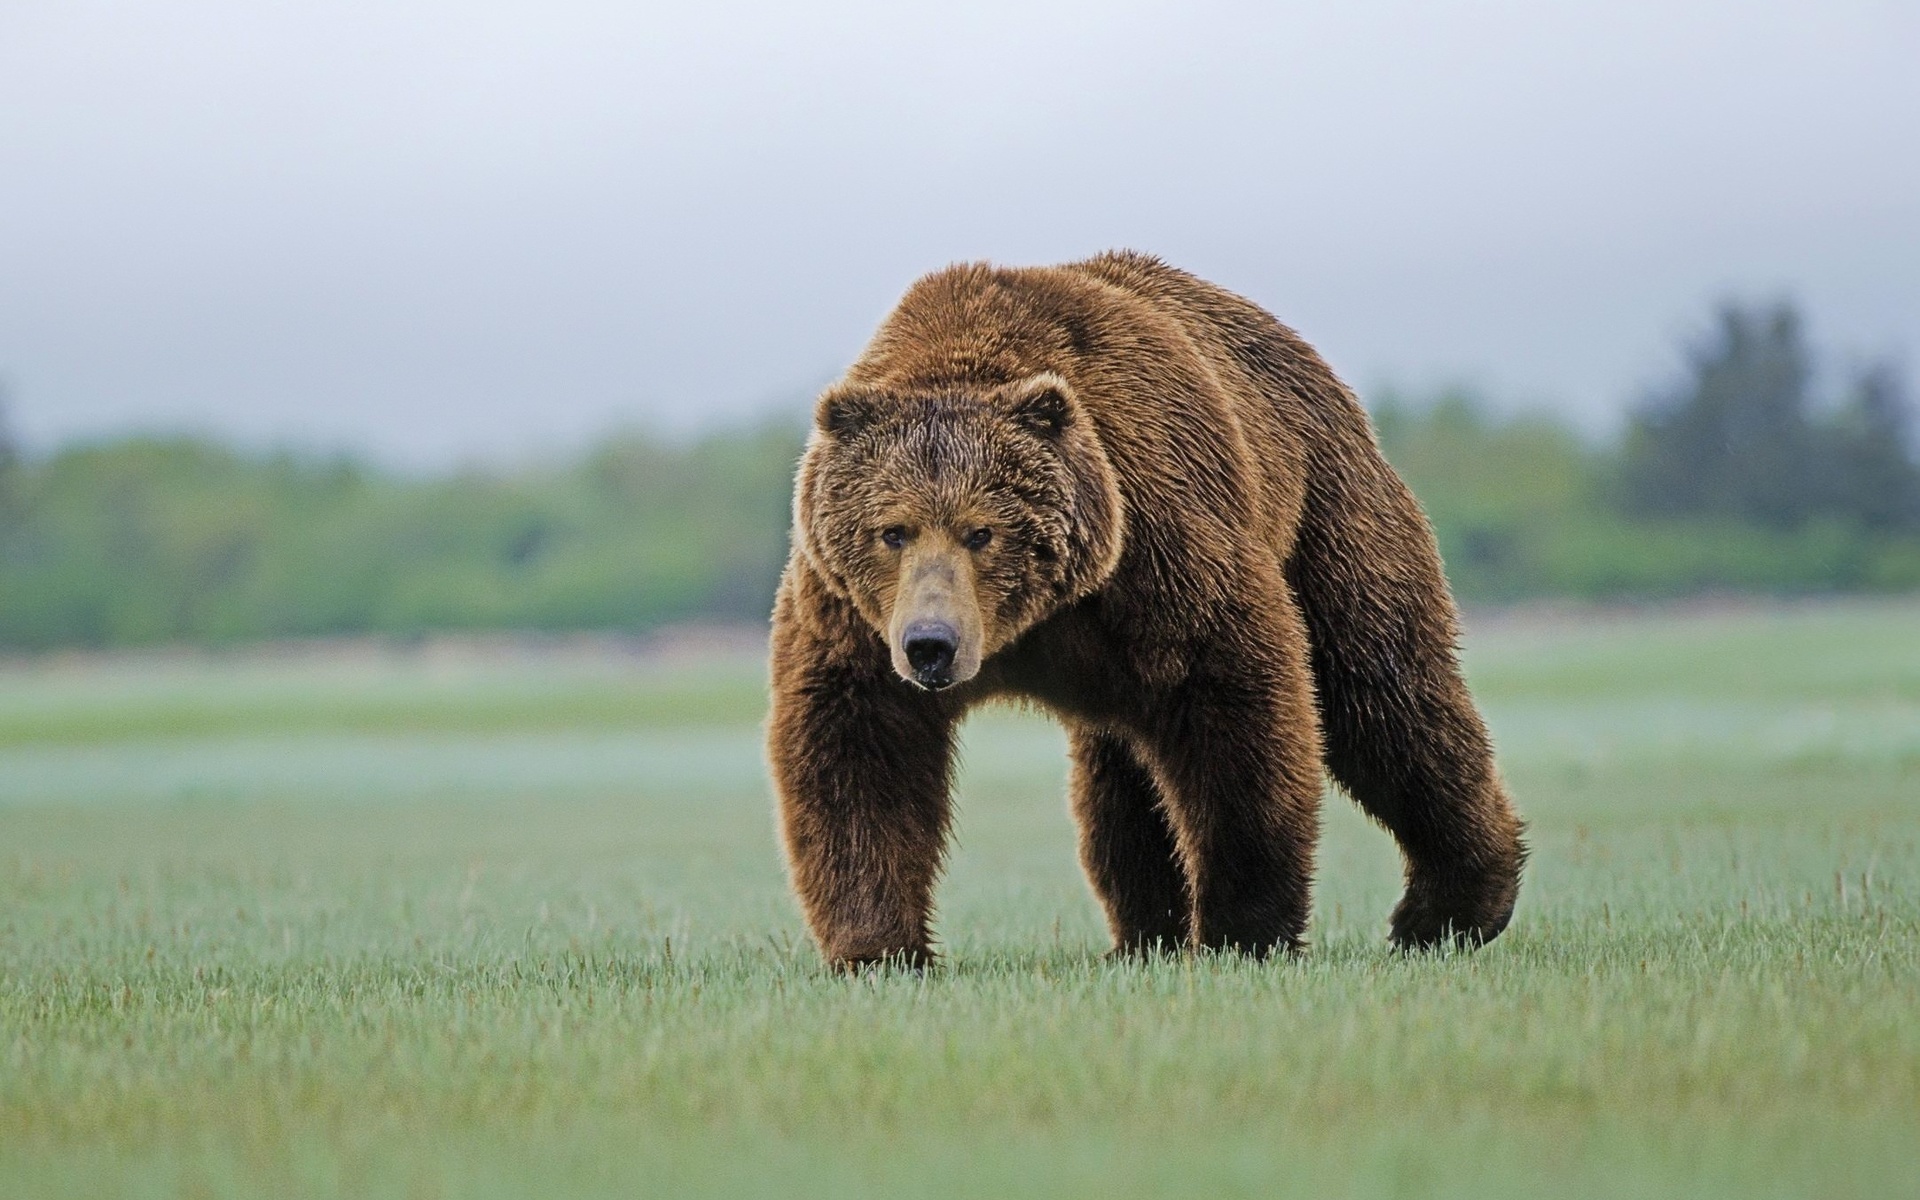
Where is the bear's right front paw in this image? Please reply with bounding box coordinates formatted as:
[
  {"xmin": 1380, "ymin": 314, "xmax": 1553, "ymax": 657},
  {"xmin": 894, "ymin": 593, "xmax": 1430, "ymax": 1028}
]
[
  {"xmin": 829, "ymin": 944, "xmax": 933, "ymax": 973},
  {"xmin": 1105, "ymin": 932, "xmax": 1184, "ymax": 961}
]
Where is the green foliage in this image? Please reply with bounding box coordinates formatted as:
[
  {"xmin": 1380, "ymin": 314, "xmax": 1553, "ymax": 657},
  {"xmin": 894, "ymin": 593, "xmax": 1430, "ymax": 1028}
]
[
  {"xmin": 1374, "ymin": 383, "xmax": 1920, "ymax": 604},
  {"xmin": 0, "ymin": 423, "xmax": 806, "ymax": 649},
  {"xmin": 1616, "ymin": 302, "xmax": 1920, "ymax": 531}
]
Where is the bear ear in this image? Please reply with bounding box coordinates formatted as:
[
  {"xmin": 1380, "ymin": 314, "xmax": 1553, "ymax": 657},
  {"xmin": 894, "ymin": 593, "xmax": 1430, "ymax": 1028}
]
[
  {"xmin": 816, "ymin": 387, "xmax": 880, "ymax": 440},
  {"xmin": 1005, "ymin": 374, "xmax": 1075, "ymax": 439}
]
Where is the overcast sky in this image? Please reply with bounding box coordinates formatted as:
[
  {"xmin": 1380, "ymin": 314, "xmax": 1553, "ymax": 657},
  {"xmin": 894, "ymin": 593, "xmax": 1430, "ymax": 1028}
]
[{"xmin": 3, "ymin": 1, "xmax": 1916, "ymax": 466}]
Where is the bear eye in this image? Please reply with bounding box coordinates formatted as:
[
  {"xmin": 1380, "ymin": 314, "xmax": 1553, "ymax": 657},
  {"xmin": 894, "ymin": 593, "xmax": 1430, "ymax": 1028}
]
[
  {"xmin": 963, "ymin": 527, "xmax": 993, "ymax": 551},
  {"xmin": 880, "ymin": 526, "xmax": 908, "ymax": 549}
]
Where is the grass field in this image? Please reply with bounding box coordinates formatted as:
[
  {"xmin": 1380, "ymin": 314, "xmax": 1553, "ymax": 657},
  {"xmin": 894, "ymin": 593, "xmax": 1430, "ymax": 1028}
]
[{"xmin": 3, "ymin": 603, "xmax": 1917, "ymax": 1198}]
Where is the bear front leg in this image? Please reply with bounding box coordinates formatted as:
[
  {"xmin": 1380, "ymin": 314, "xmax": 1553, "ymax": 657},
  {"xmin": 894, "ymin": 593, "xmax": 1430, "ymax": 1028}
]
[
  {"xmin": 768, "ymin": 609, "xmax": 957, "ymax": 970},
  {"xmin": 1138, "ymin": 605, "xmax": 1325, "ymax": 956},
  {"xmin": 1068, "ymin": 727, "xmax": 1190, "ymax": 955}
]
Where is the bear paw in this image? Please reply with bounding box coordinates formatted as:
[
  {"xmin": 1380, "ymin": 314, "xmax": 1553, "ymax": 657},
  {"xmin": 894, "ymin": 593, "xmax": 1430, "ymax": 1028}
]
[
  {"xmin": 829, "ymin": 944, "xmax": 933, "ymax": 973},
  {"xmin": 1388, "ymin": 859, "xmax": 1522, "ymax": 951}
]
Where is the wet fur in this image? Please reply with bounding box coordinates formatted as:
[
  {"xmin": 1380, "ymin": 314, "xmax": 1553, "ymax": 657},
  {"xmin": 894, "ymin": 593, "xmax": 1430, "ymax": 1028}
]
[{"xmin": 769, "ymin": 251, "xmax": 1525, "ymax": 967}]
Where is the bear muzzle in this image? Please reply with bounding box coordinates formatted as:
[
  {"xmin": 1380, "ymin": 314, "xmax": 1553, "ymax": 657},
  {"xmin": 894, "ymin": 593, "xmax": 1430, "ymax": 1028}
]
[{"xmin": 887, "ymin": 545, "xmax": 985, "ymax": 690}]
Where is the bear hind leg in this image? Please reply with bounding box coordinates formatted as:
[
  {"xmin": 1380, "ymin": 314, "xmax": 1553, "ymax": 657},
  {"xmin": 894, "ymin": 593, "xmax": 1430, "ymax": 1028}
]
[{"xmin": 1287, "ymin": 513, "xmax": 1526, "ymax": 949}]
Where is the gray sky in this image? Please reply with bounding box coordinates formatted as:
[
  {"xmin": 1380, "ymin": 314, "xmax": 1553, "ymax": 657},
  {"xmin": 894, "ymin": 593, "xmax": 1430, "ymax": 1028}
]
[{"xmin": 3, "ymin": 0, "xmax": 1916, "ymax": 466}]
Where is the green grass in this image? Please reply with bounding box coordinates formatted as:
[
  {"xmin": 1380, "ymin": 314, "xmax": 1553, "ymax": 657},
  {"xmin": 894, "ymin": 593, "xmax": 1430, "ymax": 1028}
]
[{"xmin": 3, "ymin": 601, "xmax": 1918, "ymax": 1198}]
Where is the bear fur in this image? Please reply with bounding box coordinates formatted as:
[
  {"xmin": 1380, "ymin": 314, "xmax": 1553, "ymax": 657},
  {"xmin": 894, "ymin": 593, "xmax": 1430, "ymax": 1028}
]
[{"xmin": 768, "ymin": 251, "xmax": 1524, "ymax": 968}]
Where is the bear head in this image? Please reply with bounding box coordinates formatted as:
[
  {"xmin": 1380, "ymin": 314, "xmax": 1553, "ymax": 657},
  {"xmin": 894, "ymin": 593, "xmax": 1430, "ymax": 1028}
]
[{"xmin": 794, "ymin": 370, "xmax": 1125, "ymax": 690}]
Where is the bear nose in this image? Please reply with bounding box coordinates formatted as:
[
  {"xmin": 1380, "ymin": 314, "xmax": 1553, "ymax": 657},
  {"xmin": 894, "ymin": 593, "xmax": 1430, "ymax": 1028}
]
[{"xmin": 902, "ymin": 621, "xmax": 959, "ymax": 688}]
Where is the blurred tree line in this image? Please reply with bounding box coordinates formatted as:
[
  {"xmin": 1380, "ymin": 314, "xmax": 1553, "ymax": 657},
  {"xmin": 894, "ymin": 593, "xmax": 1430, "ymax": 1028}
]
[
  {"xmin": 1374, "ymin": 301, "xmax": 1920, "ymax": 602},
  {"xmin": 0, "ymin": 300, "xmax": 1915, "ymax": 648},
  {"xmin": 0, "ymin": 417, "xmax": 800, "ymax": 648}
]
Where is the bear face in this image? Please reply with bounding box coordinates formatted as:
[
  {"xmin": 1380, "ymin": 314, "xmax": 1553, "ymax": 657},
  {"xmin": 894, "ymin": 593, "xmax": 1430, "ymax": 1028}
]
[{"xmin": 794, "ymin": 371, "xmax": 1125, "ymax": 690}]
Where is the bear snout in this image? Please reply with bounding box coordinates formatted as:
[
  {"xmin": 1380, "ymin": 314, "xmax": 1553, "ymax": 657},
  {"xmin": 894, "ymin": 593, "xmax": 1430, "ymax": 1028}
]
[
  {"xmin": 886, "ymin": 543, "xmax": 985, "ymax": 689},
  {"xmin": 901, "ymin": 620, "xmax": 959, "ymax": 689}
]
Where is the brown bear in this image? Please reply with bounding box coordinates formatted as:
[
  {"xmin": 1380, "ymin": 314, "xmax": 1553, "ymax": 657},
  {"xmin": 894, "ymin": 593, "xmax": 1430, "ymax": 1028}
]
[{"xmin": 768, "ymin": 251, "xmax": 1524, "ymax": 968}]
